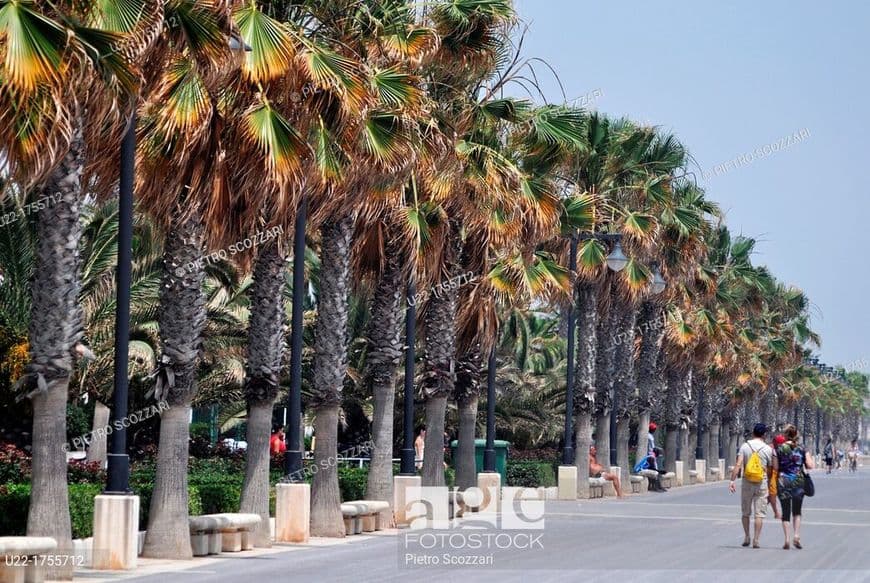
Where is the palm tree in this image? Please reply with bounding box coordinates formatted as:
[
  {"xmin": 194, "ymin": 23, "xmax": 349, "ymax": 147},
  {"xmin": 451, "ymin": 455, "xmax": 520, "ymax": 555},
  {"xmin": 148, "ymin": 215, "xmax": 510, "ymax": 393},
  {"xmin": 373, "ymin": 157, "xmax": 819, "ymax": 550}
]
[
  {"xmin": 238, "ymin": 240, "xmax": 286, "ymax": 546},
  {"xmin": 134, "ymin": 0, "xmax": 240, "ymax": 558},
  {"xmin": 0, "ymin": 1, "xmax": 139, "ymax": 574}
]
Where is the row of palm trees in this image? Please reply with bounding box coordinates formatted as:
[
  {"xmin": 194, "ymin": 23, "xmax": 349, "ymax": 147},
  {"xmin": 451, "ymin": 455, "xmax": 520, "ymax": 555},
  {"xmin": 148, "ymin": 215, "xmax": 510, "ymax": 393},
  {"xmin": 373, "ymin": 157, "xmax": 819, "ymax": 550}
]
[{"xmin": 1, "ymin": 0, "xmax": 866, "ymax": 575}]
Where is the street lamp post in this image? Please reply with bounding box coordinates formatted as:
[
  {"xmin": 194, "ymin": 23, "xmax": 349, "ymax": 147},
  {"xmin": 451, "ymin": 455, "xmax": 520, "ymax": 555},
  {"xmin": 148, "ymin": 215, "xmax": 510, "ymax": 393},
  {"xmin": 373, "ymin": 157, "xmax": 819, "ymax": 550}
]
[
  {"xmin": 284, "ymin": 195, "xmax": 307, "ymax": 481},
  {"xmin": 483, "ymin": 346, "xmax": 497, "ymax": 472},
  {"xmin": 105, "ymin": 115, "xmax": 135, "ymax": 495},
  {"xmin": 399, "ymin": 278, "xmax": 417, "ymax": 475},
  {"xmin": 561, "ymin": 234, "xmax": 578, "ymax": 466},
  {"xmin": 695, "ymin": 384, "xmax": 705, "ymax": 461}
]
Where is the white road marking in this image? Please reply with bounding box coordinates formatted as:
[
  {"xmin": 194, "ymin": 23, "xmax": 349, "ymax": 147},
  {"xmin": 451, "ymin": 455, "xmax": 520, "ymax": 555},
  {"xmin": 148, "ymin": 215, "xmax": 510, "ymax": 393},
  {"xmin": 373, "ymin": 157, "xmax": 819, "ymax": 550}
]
[
  {"xmin": 614, "ymin": 502, "xmax": 870, "ymax": 514},
  {"xmin": 544, "ymin": 512, "xmax": 870, "ymax": 527}
]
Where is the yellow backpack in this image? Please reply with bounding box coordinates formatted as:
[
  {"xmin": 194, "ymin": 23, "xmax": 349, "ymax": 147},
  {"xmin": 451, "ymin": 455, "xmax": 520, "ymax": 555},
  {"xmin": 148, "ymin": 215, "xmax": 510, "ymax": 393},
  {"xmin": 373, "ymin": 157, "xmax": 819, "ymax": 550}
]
[{"xmin": 744, "ymin": 443, "xmax": 765, "ymax": 483}]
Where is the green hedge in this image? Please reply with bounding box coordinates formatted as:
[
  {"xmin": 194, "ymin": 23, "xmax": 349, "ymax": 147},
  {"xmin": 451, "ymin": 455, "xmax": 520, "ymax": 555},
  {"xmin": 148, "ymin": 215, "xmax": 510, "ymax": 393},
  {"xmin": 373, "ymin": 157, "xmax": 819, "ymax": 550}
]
[
  {"xmin": 0, "ymin": 483, "xmax": 202, "ymax": 539},
  {"xmin": 506, "ymin": 461, "xmax": 556, "ymax": 488},
  {"xmin": 0, "ymin": 462, "xmax": 455, "ymax": 537}
]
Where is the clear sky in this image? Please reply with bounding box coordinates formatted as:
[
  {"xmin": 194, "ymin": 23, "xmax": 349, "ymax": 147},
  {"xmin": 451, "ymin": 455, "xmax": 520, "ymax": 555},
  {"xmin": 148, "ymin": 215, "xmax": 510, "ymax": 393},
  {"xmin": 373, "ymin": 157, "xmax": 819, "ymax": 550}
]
[{"xmin": 513, "ymin": 0, "xmax": 869, "ymax": 371}]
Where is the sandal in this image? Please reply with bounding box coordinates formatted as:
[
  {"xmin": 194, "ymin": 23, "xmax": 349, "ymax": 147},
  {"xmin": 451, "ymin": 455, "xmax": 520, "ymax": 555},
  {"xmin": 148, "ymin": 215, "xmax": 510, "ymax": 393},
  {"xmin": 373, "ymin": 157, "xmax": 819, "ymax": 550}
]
[
  {"xmin": 752, "ymin": 541, "xmax": 760, "ymax": 549},
  {"xmin": 793, "ymin": 539, "xmax": 802, "ymax": 549},
  {"xmin": 783, "ymin": 542, "xmax": 790, "ymax": 550},
  {"xmin": 742, "ymin": 539, "xmax": 750, "ymax": 547}
]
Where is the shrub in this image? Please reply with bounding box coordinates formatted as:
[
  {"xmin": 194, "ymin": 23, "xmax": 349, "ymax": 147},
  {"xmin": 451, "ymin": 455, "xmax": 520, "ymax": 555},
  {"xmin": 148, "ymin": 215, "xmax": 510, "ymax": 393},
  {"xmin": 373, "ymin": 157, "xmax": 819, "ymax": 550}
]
[
  {"xmin": 189, "ymin": 422, "xmax": 211, "ymax": 442},
  {"xmin": 0, "ymin": 483, "xmax": 201, "ymax": 539},
  {"xmin": 511, "ymin": 448, "xmax": 560, "ymax": 463},
  {"xmin": 68, "ymin": 484, "xmax": 103, "ymax": 538},
  {"xmin": 0, "ymin": 442, "xmax": 31, "ymax": 483},
  {"xmin": 67, "ymin": 460, "xmax": 106, "ymax": 484},
  {"xmin": 191, "ymin": 477, "xmax": 242, "ymax": 514},
  {"xmin": 506, "ymin": 461, "xmax": 556, "ymax": 488},
  {"xmin": 337, "ymin": 467, "xmax": 367, "ymax": 501},
  {"xmin": 0, "ymin": 484, "xmax": 30, "ymax": 535}
]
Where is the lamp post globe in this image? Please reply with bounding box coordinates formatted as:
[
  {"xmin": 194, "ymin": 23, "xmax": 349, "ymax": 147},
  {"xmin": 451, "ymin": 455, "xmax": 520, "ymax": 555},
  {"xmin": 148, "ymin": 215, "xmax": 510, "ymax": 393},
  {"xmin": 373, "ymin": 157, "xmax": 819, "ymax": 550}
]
[
  {"xmin": 651, "ymin": 267, "xmax": 666, "ymax": 295},
  {"xmin": 606, "ymin": 241, "xmax": 629, "ymax": 272}
]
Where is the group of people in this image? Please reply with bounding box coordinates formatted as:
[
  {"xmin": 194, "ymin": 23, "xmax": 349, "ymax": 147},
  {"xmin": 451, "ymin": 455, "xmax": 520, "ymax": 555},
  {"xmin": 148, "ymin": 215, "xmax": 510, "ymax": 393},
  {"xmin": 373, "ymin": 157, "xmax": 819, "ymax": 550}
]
[
  {"xmin": 729, "ymin": 423, "xmax": 813, "ymax": 550},
  {"xmin": 823, "ymin": 437, "xmax": 861, "ymax": 473},
  {"xmin": 586, "ymin": 422, "xmax": 669, "ymax": 498}
]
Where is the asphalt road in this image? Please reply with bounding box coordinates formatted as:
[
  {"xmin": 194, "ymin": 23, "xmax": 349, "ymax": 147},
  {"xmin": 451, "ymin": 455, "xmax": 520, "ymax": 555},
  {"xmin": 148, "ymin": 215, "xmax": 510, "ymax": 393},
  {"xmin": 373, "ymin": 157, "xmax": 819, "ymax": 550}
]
[{"xmin": 125, "ymin": 468, "xmax": 870, "ymax": 583}]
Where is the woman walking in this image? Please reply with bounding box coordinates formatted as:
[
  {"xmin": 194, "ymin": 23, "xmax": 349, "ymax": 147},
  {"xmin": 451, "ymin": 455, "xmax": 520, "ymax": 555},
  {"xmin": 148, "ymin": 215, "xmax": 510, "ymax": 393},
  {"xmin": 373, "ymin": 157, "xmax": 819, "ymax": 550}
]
[{"xmin": 773, "ymin": 424, "xmax": 814, "ymax": 549}]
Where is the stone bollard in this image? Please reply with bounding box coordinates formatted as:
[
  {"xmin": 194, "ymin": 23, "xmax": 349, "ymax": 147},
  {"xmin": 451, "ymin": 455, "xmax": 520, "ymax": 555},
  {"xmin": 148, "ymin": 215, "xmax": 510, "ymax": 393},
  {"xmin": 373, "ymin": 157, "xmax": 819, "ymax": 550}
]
[
  {"xmin": 92, "ymin": 494, "xmax": 140, "ymax": 570},
  {"xmin": 275, "ymin": 483, "xmax": 310, "ymax": 543},
  {"xmin": 695, "ymin": 460, "xmax": 707, "ymax": 484},
  {"xmin": 393, "ymin": 475, "xmax": 422, "ymax": 527},
  {"xmin": 476, "ymin": 472, "xmax": 501, "ymax": 514},
  {"xmin": 557, "ymin": 466, "xmax": 578, "ymax": 500},
  {"xmin": 675, "ymin": 461, "xmax": 685, "ymax": 487}
]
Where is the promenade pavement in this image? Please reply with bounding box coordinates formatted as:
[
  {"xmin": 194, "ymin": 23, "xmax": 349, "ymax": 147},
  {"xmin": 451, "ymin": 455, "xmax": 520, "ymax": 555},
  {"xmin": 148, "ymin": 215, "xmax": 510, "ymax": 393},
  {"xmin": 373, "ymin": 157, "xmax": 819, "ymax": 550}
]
[{"xmin": 71, "ymin": 467, "xmax": 870, "ymax": 583}]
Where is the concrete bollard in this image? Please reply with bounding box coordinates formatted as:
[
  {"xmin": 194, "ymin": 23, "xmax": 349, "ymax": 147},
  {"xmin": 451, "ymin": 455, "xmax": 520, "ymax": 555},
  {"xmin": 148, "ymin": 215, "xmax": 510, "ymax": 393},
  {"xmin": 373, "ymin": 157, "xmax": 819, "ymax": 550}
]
[
  {"xmin": 275, "ymin": 483, "xmax": 310, "ymax": 543},
  {"xmin": 476, "ymin": 472, "xmax": 501, "ymax": 514},
  {"xmin": 695, "ymin": 460, "xmax": 707, "ymax": 484},
  {"xmin": 557, "ymin": 466, "xmax": 578, "ymax": 500},
  {"xmin": 393, "ymin": 475, "xmax": 422, "ymax": 527},
  {"xmin": 92, "ymin": 495, "xmax": 139, "ymax": 570},
  {"xmin": 675, "ymin": 461, "xmax": 685, "ymax": 487}
]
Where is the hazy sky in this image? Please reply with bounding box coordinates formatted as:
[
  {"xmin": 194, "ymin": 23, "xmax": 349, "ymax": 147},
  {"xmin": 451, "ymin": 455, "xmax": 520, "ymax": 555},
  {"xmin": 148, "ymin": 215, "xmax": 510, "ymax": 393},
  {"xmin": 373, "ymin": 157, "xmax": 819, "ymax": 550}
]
[{"xmin": 513, "ymin": 0, "xmax": 869, "ymax": 371}]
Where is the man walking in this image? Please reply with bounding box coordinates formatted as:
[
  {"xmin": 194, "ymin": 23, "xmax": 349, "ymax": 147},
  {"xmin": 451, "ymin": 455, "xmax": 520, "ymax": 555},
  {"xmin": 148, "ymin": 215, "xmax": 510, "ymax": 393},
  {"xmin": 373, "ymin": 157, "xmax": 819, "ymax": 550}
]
[{"xmin": 729, "ymin": 423, "xmax": 774, "ymax": 548}]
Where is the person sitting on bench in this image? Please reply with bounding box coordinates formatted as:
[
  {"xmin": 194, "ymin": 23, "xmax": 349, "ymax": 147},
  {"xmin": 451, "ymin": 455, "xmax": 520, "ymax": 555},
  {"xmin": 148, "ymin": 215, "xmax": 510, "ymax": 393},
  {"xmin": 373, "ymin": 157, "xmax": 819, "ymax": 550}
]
[{"xmin": 589, "ymin": 445, "xmax": 624, "ymax": 498}]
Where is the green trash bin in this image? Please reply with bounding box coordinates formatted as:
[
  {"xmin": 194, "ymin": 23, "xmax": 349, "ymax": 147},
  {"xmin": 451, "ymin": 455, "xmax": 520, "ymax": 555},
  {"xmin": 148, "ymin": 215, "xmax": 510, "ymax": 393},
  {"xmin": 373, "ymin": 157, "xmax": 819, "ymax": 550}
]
[{"xmin": 450, "ymin": 439, "xmax": 510, "ymax": 483}]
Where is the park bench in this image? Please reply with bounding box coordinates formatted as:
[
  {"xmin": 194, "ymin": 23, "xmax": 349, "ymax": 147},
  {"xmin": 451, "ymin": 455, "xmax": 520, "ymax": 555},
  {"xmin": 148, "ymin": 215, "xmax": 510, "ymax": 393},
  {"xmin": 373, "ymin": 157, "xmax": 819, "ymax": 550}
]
[
  {"xmin": 341, "ymin": 501, "xmax": 391, "ymax": 535},
  {"xmin": 688, "ymin": 470, "xmax": 698, "ymax": 485},
  {"xmin": 661, "ymin": 472, "xmax": 676, "ymax": 488},
  {"xmin": 0, "ymin": 536, "xmax": 58, "ymax": 583},
  {"xmin": 709, "ymin": 466, "xmax": 721, "ymax": 481},
  {"xmin": 188, "ymin": 513, "xmax": 261, "ymax": 556},
  {"xmin": 588, "ymin": 477, "xmax": 607, "ymax": 498},
  {"xmin": 629, "ymin": 474, "xmax": 646, "ymax": 493}
]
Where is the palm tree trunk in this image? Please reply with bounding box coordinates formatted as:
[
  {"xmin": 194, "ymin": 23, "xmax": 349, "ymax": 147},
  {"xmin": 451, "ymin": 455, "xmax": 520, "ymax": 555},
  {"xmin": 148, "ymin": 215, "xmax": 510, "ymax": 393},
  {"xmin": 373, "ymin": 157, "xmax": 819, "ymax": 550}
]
[
  {"xmin": 455, "ymin": 395, "xmax": 478, "ymax": 489},
  {"xmin": 240, "ymin": 401, "xmax": 273, "ymax": 545},
  {"xmin": 455, "ymin": 346, "xmax": 482, "ymax": 490},
  {"xmin": 420, "ymin": 224, "xmax": 461, "ymax": 487},
  {"xmin": 22, "ymin": 131, "xmax": 85, "ymax": 580},
  {"xmin": 144, "ymin": 403, "xmax": 193, "ymax": 558},
  {"xmin": 634, "ymin": 301, "xmax": 663, "ymax": 468},
  {"xmin": 422, "ymin": 395, "xmax": 448, "ymax": 486},
  {"xmin": 363, "ymin": 246, "xmax": 405, "ymax": 505},
  {"xmin": 616, "ymin": 418, "xmax": 630, "ymax": 480},
  {"xmin": 593, "ymin": 300, "xmax": 616, "ymax": 460},
  {"xmin": 573, "ymin": 281, "xmax": 599, "ymax": 497},
  {"xmin": 310, "ymin": 404, "xmax": 344, "ymax": 537},
  {"xmin": 240, "ymin": 240, "xmax": 287, "ymax": 547},
  {"xmin": 143, "ymin": 206, "xmax": 208, "ymax": 559},
  {"xmin": 664, "ymin": 428, "xmax": 677, "ymax": 474},
  {"xmin": 574, "ymin": 411, "xmax": 593, "ymax": 497},
  {"xmin": 663, "ymin": 365, "xmax": 681, "ymax": 473},
  {"xmin": 310, "ymin": 216, "xmax": 353, "ymax": 537},
  {"xmin": 611, "ymin": 299, "xmax": 636, "ymax": 482}
]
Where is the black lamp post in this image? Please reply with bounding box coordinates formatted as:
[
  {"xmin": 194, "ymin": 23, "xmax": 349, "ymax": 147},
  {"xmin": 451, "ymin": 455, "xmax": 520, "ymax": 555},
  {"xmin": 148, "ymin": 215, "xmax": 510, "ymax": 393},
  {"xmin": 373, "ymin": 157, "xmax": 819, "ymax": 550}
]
[
  {"xmin": 105, "ymin": 115, "xmax": 135, "ymax": 495},
  {"xmin": 399, "ymin": 278, "xmax": 417, "ymax": 475},
  {"xmin": 483, "ymin": 346, "xmax": 497, "ymax": 472},
  {"xmin": 695, "ymin": 385, "xmax": 706, "ymax": 461},
  {"xmin": 283, "ymin": 195, "xmax": 307, "ymax": 481},
  {"xmin": 561, "ymin": 234, "xmax": 578, "ymax": 466}
]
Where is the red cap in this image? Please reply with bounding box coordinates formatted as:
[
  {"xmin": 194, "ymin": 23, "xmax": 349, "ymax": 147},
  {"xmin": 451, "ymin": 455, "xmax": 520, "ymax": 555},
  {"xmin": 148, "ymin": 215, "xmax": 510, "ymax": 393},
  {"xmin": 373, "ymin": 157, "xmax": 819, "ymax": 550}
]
[
  {"xmin": 774, "ymin": 434, "xmax": 786, "ymax": 446},
  {"xmin": 649, "ymin": 422, "xmax": 657, "ymax": 432}
]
